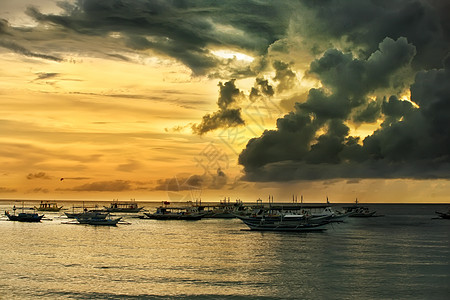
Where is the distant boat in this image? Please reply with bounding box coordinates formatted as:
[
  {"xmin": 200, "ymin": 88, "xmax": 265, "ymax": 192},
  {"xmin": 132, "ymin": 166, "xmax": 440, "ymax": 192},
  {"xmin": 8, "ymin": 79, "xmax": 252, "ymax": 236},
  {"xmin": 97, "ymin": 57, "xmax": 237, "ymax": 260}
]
[
  {"xmin": 76, "ymin": 212, "xmax": 121, "ymax": 226},
  {"xmin": 235, "ymin": 205, "xmax": 337, "ymax": 225},
  {"xmin": 344, "ymin": 206, "xmax": 377, "ymax": 217},
  {"xmin": 236, "ymin": 212, "xmax": 307, "ymax": 224},
  {"xmin": 309, "ymin": 206, "xmax": 353, "ymax": 222},
  {"xmin": 194, "ymin": 198, "xmax": 246, "ymax": 218},
  {"xmin": 343, "ymin": 199, "xmax": 378, "ymax": 217},
  {"xmin": 104, "ymin": 199, "xmax": 144, "ymax": 213},
  {"xmin": 67, "ymin": 209, "xmax": 109, "ymax": 220},
  {"xmin": 5, "ymin": 204, "xmax": 44, "ymax": 222},
  {"xmin": 435, "ymin": 209, "xmax": 450, "ymax": 219},
  {"xmin": 34, "ymin": 201, "xmax": 63, "ymax": 212},
  {"xmin": 65, "ymin": 203, "xmax": 106, "ymax": 218},
  {"xmin": 143, "ymin": 204, "xmax": 205, "ymax": 220},
  {"xmin": 241, "ymin": 219, "xmax": 329, "ymax": 232}
]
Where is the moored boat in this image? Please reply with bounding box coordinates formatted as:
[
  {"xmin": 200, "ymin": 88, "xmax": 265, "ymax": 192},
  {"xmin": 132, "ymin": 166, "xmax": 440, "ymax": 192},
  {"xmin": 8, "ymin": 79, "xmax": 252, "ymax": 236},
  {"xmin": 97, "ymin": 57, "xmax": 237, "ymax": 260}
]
[
  {"xmin": 236, "ymin": 211, "xmax": 306, "ymax": 224},
  {"xmin": 76, "ymin": 212, "xmax": 121, "ymax": 226},
  {"xmin": 34, "ymin": 201, "xmax": 63, "ymax": 212},
  {"xmin": 435, "ymin": 209, "xmax": 450, "ymax": 219},
  {"xmin": 344, "ymin": 206, "xmax": 377, "ymax": 217},
  {"xmin": 104, "ymin": 199, "xmax": 144, "ymax": 213},
  {"xmin": 343, "ymin": 199, "xmax": 378, "ymax": 217},
  {"xmin": 144, "ymin": 204, "xmax": 205, "ymax": 220},
  {"xmin": 5, "ymin": 205, "xmax": 44, "ymax": 222},
  {"xmin": 195, "ymin": 198, "xmax": 246, "ymax": 218},
  {"xmin": 308, "ymin": 206, "xmax": 352, "ymax": 222},
  {"xmin": 241, "ymin": 219, "xmax": 329, "ymax": 232},
  {"xmin": 69, "ymin": 210, "xmax": 109, "ymax": 220},
  {"xmin": 65, "ymin": 203, "xmax": 106, "ymax": 218}
]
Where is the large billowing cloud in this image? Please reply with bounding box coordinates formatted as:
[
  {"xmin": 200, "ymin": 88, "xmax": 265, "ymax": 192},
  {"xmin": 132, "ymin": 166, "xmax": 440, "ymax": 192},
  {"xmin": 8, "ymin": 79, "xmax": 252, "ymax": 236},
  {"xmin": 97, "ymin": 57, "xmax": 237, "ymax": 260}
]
[
  {"xmin": 239, "ymin": 41, "xmax": 450, "ymax": 181},
  {"xmin": 235, "ymin": 0, "xmax": 450, "ymax": 182},
  {"xmin": 293, "ymin": 0, "xmax": 450, "ymax": 70}
]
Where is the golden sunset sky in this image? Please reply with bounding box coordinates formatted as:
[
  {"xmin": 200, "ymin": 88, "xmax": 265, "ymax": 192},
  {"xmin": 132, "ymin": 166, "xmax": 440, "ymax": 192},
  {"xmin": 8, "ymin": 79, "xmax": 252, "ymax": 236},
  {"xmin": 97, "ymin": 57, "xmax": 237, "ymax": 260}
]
[{"xmin": 1, "ymin": 0, "xmax": 449, "ymax": 203}]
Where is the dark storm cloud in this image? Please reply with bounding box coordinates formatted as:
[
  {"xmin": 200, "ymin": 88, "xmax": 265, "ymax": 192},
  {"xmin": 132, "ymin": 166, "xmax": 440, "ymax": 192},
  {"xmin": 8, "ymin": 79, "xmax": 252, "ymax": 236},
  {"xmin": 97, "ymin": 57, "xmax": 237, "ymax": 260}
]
[
  {"xmin": 3, "ymin": 1, "xmax": 447, "ymax": 78},
  {"xmin": 24, "ymin": 0, "xmax": 292, "ymax": 75},
  {"xmin": 299, "ymin": 37, "xmax": 416, "ymax": 121},
  {"xmin": 192, "ymin": 79, "xmax": 245, "ymax": 135},
  {"xmin": 249, "ymin": 78, "xmax": 274, "ymax": 101},
  {"xmin": 0, "ymin": 18, "xmax": 62, "ymax": 61},
  {"xmin": 1, "ymin": 0, "xmax": 447, "ymax": 78},
  {"xmin": 0, "ymin": 19, "xmax": 12, "ymax": 35},
  {"xmin": 308, "ymin": 38, "xmax": 416, "ymax": 97},
  {"xmin": 194, "ymin": 65, "xmax": 294, "ymax": 135},
  {"xmin": 297, "ymin": 0, "xmax": 449, "ymax": 70},
  {"xmin": 272, "ymin": 61, "xmax": 298, "ymax": 92},
  {"xmin": 239, "ymin": 40, "xmax": 450, "ymax": 181},
  {"xmin": 3, "ymin": 1, "xmax": 449, "ymax": 182}
]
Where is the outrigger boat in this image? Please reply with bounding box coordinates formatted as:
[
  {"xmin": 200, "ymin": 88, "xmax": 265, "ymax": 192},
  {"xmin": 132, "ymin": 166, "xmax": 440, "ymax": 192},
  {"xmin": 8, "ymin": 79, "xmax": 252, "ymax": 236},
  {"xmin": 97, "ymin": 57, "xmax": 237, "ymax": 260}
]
[
  {"xmin": 343, "ymin": 199, "xmax": 377, "ymax": 217},
  {"xmin": 435, "ymin": 209, "xmax": 450, "ymax": 219},
  {"xmin": 235, "ymin": 203, "xmax": 340, "ymax": 225},
  {"xmin": 241, "ymin": 218, "xmax": 329, "ymax": 232},
  {"xmin": 104, "ymin": 199, "xmax": 144, "ymax": 213},
  {"xmin": 5, "ymin": 204, "xmax": 44, "ymax": 222},
  {"xmin": 144, "ymin": 203, "xmax": 205, "ymax": 220},
  {"xmin": 65, "ymin": 203, "xmax": 106, "ymax": 219},
  {"xmin": 34, "ymin": 201, "xmax": 63, "ymax": 212},
  {"xmin": 68, "ymin": 209, "xmax": 109, "ymax": 220},
  {"xmin": 194, "ymin": 198, "xmax": 247, "ymax": 218},
  {"xmin": 76, "ymin": 212, "xmax": 121, "ymax": 226}
]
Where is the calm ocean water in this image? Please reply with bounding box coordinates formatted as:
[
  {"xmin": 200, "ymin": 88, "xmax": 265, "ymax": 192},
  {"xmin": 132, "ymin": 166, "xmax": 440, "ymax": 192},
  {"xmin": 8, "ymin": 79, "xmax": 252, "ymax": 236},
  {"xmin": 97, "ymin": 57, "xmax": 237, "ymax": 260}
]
[{"xmin": 0, "ymin": 201, "xmax": 449, "ymax": 299}]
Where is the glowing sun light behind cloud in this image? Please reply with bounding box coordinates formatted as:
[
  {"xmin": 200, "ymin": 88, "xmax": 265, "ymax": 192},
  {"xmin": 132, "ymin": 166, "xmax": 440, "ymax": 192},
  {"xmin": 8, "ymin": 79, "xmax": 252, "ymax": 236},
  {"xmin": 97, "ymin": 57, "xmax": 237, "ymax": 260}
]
[{"xmin": 211, "ymin": 50, "xmax": 254, "ymax": 62}]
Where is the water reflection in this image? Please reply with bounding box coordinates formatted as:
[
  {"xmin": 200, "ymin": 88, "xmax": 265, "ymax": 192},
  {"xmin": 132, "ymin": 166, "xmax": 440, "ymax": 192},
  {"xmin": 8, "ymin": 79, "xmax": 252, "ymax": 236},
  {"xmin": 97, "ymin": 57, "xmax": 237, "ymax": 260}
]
[{"xmin": 0, "ymin": 203, "xmax": 449, "ymax": 299}]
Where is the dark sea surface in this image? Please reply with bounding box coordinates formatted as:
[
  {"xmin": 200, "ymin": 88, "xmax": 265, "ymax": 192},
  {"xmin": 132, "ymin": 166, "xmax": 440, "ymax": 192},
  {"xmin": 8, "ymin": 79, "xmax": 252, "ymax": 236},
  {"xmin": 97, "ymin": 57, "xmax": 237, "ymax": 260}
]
[{"xmin": 0, "ymin": 202, "xmax": 449, "ymax": 299}]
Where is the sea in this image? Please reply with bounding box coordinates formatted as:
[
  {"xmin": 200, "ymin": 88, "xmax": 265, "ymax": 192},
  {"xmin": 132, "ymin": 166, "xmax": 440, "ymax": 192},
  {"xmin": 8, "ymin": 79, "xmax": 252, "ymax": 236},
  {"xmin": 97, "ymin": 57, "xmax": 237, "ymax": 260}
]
[{"xmin": 0, "ymin": 201, "xmax": 449, "ymax": 300}]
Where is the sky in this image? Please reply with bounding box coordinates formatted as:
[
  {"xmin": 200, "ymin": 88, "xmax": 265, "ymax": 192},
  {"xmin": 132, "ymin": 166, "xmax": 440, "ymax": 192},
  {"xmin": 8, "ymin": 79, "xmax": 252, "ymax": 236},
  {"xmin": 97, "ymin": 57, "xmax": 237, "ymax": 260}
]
[{"xmin": 1, "ymin": 0, "xmax": 449, "ymax": 203}]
